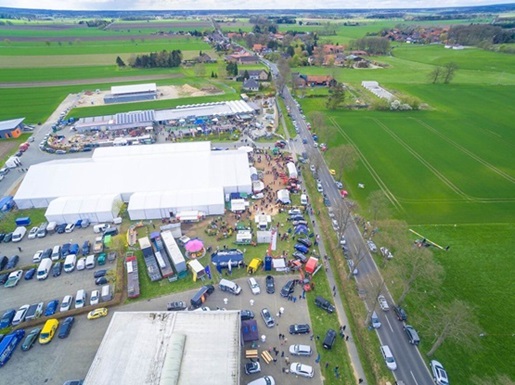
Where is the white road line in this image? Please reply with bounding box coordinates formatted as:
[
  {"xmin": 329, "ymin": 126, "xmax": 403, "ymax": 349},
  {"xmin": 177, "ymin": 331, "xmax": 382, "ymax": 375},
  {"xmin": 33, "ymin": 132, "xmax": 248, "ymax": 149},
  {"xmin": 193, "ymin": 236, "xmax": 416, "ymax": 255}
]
[
  {"xmin": 385, "ymin": 314, "xmax": 394, "ymax": 333},
  {"xmin": 367, "ymin": 277, "xmax": 375, "ymax": 286},
  {"xmin": 411, "ymin": 370, "xmax": 421, "ymax": 385}
]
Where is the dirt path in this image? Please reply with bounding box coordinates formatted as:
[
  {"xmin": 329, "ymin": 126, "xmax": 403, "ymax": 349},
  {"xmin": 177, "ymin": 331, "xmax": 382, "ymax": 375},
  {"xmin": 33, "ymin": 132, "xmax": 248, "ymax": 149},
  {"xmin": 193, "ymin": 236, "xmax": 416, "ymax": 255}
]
[{"xmin": 0, "ymin": 74, "xmax": 180, "ymax": 89}]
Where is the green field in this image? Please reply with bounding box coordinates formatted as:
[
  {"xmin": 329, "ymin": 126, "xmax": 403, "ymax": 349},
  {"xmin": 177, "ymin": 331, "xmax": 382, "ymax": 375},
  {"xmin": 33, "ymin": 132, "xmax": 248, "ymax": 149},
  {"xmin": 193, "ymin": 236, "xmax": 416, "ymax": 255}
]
[{"xmin": 297, "ymin": 41, "xmax": 515, "ymax": 383}]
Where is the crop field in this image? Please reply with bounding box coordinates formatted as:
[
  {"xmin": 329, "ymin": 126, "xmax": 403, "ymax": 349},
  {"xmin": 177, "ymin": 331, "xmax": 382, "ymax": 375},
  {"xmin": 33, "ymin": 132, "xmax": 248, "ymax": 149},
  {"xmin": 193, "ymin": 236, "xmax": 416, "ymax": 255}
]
[{"xmin": 298, "ymin": 41, "xmax": 515, "ymax": 383}]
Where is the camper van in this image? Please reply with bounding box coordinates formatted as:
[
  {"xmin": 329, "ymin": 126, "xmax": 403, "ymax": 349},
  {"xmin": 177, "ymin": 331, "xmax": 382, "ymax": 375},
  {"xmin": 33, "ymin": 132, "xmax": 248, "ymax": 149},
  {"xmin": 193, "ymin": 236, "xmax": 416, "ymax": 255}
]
[{"xmin": 63, "ymin": 254, "xmax": 77, "ymax": 273}]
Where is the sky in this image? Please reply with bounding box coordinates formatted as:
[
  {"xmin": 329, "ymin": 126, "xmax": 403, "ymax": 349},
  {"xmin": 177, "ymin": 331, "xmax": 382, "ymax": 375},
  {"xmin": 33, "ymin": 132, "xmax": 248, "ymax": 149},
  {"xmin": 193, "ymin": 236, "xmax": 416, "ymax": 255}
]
[{"xmin": 2, "ymin": 0, "xmax": 514, "ymax": 11}]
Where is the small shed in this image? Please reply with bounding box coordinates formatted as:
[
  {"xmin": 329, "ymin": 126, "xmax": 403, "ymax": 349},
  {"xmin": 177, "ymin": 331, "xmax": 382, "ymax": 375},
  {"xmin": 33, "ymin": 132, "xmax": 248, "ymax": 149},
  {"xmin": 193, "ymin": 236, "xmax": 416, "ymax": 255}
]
[
  {"xmin": 254, "ymin": 214, "xmax": 272, "ymax": 230},
  {"xmin": 236, "ymin": 230, "xmax": 253, "ymax": 245}
]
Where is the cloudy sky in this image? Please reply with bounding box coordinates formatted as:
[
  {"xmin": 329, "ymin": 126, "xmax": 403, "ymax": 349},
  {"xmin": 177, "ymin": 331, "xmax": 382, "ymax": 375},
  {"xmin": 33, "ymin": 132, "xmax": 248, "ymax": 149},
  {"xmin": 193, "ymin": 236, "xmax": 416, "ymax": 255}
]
[{"xmin": 3, "ymin": 0, "xmax": 513, "ymax": 11}]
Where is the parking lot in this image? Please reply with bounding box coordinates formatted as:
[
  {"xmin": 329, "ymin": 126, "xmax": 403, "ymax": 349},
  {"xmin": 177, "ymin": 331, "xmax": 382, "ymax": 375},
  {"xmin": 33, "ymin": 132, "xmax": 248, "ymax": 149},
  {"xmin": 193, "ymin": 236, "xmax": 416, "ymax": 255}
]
[
  {"xmin": 2, "ymin": 274, "xmax": 323, "ymax": 385},
  {"xmin": 1, "ymin": 225, "xmax": 112, "ymax": 312}
]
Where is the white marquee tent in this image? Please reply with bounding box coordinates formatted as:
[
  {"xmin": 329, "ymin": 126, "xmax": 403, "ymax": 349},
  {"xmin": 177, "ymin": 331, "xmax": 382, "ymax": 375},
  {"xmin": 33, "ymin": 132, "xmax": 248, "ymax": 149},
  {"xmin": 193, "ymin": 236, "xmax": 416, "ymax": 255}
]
[{"xmin": 45, "ymin": 194, "xmax": 122, "ymax": 224}]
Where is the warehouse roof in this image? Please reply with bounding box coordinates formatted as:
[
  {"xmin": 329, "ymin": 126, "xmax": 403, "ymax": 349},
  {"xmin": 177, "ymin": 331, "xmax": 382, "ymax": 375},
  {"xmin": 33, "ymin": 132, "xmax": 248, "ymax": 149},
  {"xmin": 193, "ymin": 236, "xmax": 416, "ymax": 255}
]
[
  {"xmin": 111, "ymin": 83, "xmax": 157, "ymax": 95},
  {"xmin": 0, "ymin": 117, "xmax": 24, "ymax": 131},
  {"xmin": 154, "ymin": 100, "xmax": 254, "ymax": 121},
  {"xmin": 83, "ymin": 311, "xmax": 240, "ymax": 385}
]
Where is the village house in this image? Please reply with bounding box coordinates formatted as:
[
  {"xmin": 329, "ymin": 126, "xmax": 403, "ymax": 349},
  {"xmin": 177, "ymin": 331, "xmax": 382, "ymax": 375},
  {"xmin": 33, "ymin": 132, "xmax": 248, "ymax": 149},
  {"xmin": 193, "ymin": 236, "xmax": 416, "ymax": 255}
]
[
  {"xmin": 239, "ymin": 69, "xmax": 269, "ymax": 81},
  {"xmin": 242, "ymin": 78, "xmax": 260, "ymax": 92}
]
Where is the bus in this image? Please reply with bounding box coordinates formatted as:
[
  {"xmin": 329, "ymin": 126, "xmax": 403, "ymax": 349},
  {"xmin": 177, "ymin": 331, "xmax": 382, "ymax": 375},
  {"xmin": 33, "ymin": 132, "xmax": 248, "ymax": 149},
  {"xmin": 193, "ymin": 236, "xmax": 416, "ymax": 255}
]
[{"xmin": 0, "ymin": 329, "xmax": 25, "ymax": 367}]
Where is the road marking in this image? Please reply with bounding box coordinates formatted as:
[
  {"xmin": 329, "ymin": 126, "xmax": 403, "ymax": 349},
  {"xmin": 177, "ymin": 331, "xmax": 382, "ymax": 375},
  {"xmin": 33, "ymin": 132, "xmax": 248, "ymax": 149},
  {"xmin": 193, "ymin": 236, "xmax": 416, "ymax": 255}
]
[
  {"xmin": 410, "ymin": 370, "xmax": 421, "ymax": 385},
  {"xmin": 385, "ymin": 314, "xmax": 394, "ymax": 333}
]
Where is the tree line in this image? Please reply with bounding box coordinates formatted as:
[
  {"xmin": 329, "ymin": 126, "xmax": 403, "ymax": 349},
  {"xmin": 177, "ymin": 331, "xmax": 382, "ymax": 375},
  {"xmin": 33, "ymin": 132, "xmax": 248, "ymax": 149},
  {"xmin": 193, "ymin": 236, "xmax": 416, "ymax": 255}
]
[
  {"xmin": 120, "ymin": 50, "xmax": 182, "ymax": 68},
  {"xmin": 349, "ymin": 36, "xmax": 391, "ymax": 55},
  {"xmin": 448, "ymin": 24, "xmax": 515, "ymax": 45}
]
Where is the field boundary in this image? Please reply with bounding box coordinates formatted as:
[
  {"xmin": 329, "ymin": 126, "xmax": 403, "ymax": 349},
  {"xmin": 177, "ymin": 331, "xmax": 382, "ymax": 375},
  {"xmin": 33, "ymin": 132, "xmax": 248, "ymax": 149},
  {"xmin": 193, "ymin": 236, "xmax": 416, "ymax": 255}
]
[{"xmin": 329, "ymin": 117, "xmax": 404, "ymax": 212}]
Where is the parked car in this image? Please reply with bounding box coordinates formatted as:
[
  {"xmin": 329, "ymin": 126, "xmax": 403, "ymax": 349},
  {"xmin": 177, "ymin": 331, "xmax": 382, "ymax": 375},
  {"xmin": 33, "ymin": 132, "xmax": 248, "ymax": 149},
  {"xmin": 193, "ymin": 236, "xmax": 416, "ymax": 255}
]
[
  {"xmin": 44, "ymin": 300, "xmax": 59, "ymax": 316},
  {"xmin": 0, "ymin": 273, "xmax": 9, "ymax": 285},
  {"xmin": 240, "ymin": 310, "xmax": 255, "ymax": 321},
  {"xmin": 247, "ymin": 376, "xmax": 275, "ymax": 385},
  {"xmin": 261, "ymin": 308, "xmax": 275, "ymax": 328},
  {"xmin": 430, "ymin": 360, "xmax": 449, "ymax": 385},
  {"xmin": 41, "ymin": 248, "xmax": 53, "ymax": 260},
  {"xmin": 60, "ymin": 295, "xmax": 73, "ymax": 312},
  {"xmin": 378, "ymin": 295, "xmax": 390, "ymax": 311},
  {"xmin": 39, "ymin": 319, "xmax": 59, "ymax": 344},
  {"xmin": 12, "ymin": 304, "xmax": 30, "ymax": 326},
  {"xmin": 6, "ymin": 255, "xmax": 20, "ymax": 270},
  {"xmin": 248, "ymin": 277, "xmax": 261, "ymax": 295},
  {"xmin": 265, "ymin": 275, "xmax": 275, "ymax": 294},
  {"xmin": 65, "ymin": 223, "xmax": 75, "ymax": 233},
  {"xmin": 393, "ymin": 306, "xmax": 407, "ymax": 321},
  {"xmin": 0, "ymin": 309, "xmax": 16, "ymax": 328},
  {"xmin": 28, "ymin": 226, "xmax": 39, "ymax": 239},
  {"xmin": 24, "ymin": 267, "xmax": 36, "ymax": 280},
  {"xmin": 76, "ymin": 257, "xmax": 86, "ymax": 271},
  {"xmin": 90, "ymin": 290, "xmax": 100, "ymax": 306},
  {"xmin": 289, "ymin": 344, "xmax": 313, "ymax": 356},
  {"xmin": 69, "ymin": 243, "xmax": 79, "ymax": 255},
  {"xmin": 167, "ymin": 301, "xmax": 187, "ymax": 311},
  {"xmin": 32, "ymin": 250, "xmax": 43, "ymax": 263},
  {"xmin": 315, "ymin": 296, "xmax": 335, "ymax": 314},
  {"xmin": 280, "ymin": 280, "xmax": 295, "ymax": 298},
  {"xmin": 367, "ymin": 240, "xmax": 378, "ymax": 253},
  {"xmin": 94, "ymin": 269, "xmax": 107, "ymax": 278},
  {"xmin": 58, "ymin": 316, "xmax": 75, "ymax": 338},
  {"xmin": 61, "ymin": 243, "xmax": 71, "ymax": 258},
  {"xmin": 97, "ymin": 253, "xmax": 107, "ymax": 266},
  {"xmin": 95, "ymin": 277, "xmax": 108, "ymax": 286},
  {"xmin": 289, "ymin": 324, "xmax": 310, "ymax": 335},
  {"xmin": 0, "ymin": 255, "xmax": 8, "ymax": 270},
  {"xmin": 3, "ymin": 232, "xmax": 13, "ymax": 243},
  {"xmin": 292, "ymin": 251, "xmax": 307, "ymax": 263},
  {"xmin": 404, "ymin": 325, "xmax": 420, "ymax": 345},
  {"xmin": 290, "ymin": 363, "xmax": 314, "ymax": 378},
  {"xmin": 87, "ymin": 307, "xmax": 108, "ymax": 320},
  {"xmin": 297, "ymin": 238, "xmax": 312, "ymax": 248},
  {"xmin": 56, "ymin": 223, "xmax": 67, "ymax": 234},
  {"xmin": 4, "ymin": 269, "xmax": 23, "ymax": 287},
  {"xmin": 82, "ymin": 240, "xmax": 91, "ymax": 255},
  {"xmin": 245, "ymin": 361, "xmax": 261, "ymax": 375},
  {"xmin": 52, "ymin": 262, "xmax": 63, "ymax": 277},
  {"xmin": 21, "ymin": 327, "xmax": 41, "ymax": 351}
]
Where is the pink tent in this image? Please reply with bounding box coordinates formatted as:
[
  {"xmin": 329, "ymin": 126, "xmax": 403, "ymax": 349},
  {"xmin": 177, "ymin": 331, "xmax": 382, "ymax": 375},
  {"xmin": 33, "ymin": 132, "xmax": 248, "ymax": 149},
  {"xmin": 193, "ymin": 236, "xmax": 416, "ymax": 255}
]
[{"xmin": 185, "ymin": 239, "xmax": 204, "ymax": 253}]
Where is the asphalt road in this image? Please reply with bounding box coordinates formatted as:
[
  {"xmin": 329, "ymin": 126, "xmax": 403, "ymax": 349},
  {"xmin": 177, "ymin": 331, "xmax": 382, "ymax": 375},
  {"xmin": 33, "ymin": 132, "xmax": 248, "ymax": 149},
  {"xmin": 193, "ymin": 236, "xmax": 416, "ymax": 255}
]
[{"xmin": 272, "ymin": 72, "xmax": 435, "ymax": 385}]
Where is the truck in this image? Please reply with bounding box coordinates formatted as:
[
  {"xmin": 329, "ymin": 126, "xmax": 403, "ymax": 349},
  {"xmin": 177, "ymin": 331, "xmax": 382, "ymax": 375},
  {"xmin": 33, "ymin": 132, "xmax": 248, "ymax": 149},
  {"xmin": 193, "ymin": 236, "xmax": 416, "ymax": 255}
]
[
  {"xmin": 5, "ymin": 156, "xmax": 21, "ymax": 169},
  {"xmin": 93, "ymin": 236, "xmax": 104, "ymax": 254},
  {"xmin": 37, "ymin": 258, "xmax": 53, "ymax": 280}
]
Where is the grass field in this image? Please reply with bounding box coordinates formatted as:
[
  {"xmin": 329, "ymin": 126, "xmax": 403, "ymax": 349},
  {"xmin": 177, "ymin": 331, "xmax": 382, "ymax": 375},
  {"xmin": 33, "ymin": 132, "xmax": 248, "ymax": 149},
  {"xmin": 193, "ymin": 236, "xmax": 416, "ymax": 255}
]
[{"xmin": 296, "ymin": 41, "xmax": 515, "ymax": 383}]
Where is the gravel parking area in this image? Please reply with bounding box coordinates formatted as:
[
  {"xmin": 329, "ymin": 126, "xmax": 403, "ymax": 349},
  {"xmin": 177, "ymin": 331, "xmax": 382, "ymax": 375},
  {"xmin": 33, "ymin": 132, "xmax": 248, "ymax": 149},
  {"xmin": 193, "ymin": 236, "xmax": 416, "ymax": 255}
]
[{"xmin": 1, "ymin": 275, "xmax": 323, "ymax": 385}]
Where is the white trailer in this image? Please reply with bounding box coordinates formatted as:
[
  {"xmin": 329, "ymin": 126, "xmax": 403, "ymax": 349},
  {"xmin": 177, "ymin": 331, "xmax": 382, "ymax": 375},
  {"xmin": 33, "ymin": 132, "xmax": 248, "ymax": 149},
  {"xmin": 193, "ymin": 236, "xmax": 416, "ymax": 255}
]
[{"xmin": 286, "ymin": 162, "xmax": 298, "ymax": 179}]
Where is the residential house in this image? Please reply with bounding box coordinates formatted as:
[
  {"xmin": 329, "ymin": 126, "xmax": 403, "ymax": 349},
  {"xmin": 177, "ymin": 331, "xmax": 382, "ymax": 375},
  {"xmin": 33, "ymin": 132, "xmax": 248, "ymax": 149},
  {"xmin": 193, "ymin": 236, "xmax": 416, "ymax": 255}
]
[
  {"xmin": 306, "ymin": 75, "xmax": 336, "ymax": 87},
  {"xmin": 253, "ymin": 44, "xmax": 265, "ymax": 53},
  {"xmin": 240, "ymin": 69, "xmax": 269, "ymax": 81},
  {"xmin": 242, "ymin": 78, "xmax": 260, "ymax": 92},
  {"xmin": 323, "ymin": 44, "xmax": 344, "ymax": 54}
]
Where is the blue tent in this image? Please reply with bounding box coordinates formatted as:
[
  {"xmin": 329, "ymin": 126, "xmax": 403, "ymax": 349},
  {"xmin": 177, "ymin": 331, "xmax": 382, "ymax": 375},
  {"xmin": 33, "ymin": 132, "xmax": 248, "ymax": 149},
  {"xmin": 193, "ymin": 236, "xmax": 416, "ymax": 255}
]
[{"xmin": 211, "ymin": 249, "xmax": 244, "ymax": 269}]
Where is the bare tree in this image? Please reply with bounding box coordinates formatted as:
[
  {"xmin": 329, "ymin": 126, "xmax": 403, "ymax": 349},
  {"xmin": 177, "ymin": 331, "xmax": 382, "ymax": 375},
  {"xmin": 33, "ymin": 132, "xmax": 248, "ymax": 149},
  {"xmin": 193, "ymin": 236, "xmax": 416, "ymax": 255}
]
[
  {"xmin": 395, "ymin": 246, "xmax": 444, "ymax": 305},
  {"xmin": 364, "ymin": 278, "xmax": 386, "ymax": 326},
  {"xmin": 443, "ymin": 62, "xmax": 458, "ymax": 84},
  {"xmin": 309, "ymin": 111, "xmax": 325, "ymax": 130},
  {"xmin": 276, "ymin": 57, "xmax": 291, "ymax": 93},
  {"xmin": 333, "ymin": 203, "xmax": 353, "ymax": 240},
  {"xmin": 428, "ymin": 66, "xmax": 443, "ymax": 84},
  {"xmin": 426, "ymin": 299, "xmax": 481, "ymax": 356},
  {"xmin": 337, "ymin": 144, "xmax": 359, "ymax": 182},
  {"xmin": 367, "ymin": 190, "xmax": 391, "ymax": 222}
]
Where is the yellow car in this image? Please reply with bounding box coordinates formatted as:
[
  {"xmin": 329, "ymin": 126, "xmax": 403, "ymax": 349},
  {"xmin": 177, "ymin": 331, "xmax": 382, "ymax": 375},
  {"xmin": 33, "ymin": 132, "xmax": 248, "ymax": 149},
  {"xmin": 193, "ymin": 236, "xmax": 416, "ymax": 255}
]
[
  {"xmin": 87, "ymin": 307, "xmax": 108, "ymax": 320},
  {"xmin": 39, "ymin": 319, "xmax": 59, "ymax": 345},
  {"xmin": 329, "ymin": 169, "xmax": 336, "ymax": 176}
]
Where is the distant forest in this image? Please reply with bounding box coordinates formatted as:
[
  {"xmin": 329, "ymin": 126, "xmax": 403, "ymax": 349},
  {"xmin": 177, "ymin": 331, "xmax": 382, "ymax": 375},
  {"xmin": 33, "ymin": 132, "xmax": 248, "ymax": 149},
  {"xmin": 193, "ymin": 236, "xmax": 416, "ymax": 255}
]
[
  {"xmin": 449, "ymin": 24, "xmax": 515, "ymax": 45},
  {"xmin": 126, "ymin": 50, "xmax": 182, "ymax": 68}
]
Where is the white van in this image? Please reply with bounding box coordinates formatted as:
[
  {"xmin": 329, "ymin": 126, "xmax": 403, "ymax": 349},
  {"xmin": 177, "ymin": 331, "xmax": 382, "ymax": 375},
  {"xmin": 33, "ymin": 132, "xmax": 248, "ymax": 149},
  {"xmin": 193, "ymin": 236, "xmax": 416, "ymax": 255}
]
[
  {"xmin": 51, "ymin": 245, "xmax": 61, "ymax": 261},
  {"xmin": 75, "ymin": 289, "xmax": 87, "ymax": 308},
  {"xmin": 46, "ymin": 221, "xmax": 57, "ymax": 234},
  {"xmin": 85, "ymin": 254, "xmax": 96, "ymax": 269},
  {"xmin": 101, "ymin": 284, "xmax": 112, "ymax": 302},
  {"xmin": 380, "ymin": 345, "xmax": 397, "ymax": 371},
  {"xmin": 219, "ymin": 279, "xmax": 242, "ymax": 295},
  {"xmin": 11, "ymin": 226, "xmax": 27, "ymax": 242},
  {"xmin": 37, "ymin": 258, "xmax": 53, "ymax": 280},
  {"xmin": 94, "ymin": 224, "xmax": 108, "ymax": 233},
  {"xmin": 300, "ymin": 194, "xmax": 308, "ymax": 205},
  {"xmin": 63, "ymin": 254, "xmax": 77, "ymax": 273}
]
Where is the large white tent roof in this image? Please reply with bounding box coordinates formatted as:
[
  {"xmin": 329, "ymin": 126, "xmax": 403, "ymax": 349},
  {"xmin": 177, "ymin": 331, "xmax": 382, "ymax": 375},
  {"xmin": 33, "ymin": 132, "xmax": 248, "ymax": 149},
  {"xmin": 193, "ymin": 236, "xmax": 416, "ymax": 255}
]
[
  {"xmin": 154, "ymin": 100, "xmax": 254, "ymax": 121},
  {"xmin": 14, "ymin": 142, "xmax": 251, "ymax": 209},
  {"xmin": 45, "ymin": 194, "xmax": 122, "ymax": 223}
]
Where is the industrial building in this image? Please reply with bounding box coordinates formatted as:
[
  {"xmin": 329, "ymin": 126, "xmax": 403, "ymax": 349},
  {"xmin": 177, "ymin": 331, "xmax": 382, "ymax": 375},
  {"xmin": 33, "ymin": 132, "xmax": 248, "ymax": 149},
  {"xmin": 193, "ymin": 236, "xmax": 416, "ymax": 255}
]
[
  {"xmin": 83, "ymin": 311, "xmax": 240, "ymax": 385},
  {"xmin": 74, "ymin": 100, "xmax": 255, "ymax": 133},
  {"xmin": 14, "ymin": 142, "xmax": 252, "ymax": 221},
  {"xmin": 104, "ymin": 83, "xmax": 158, "ymax": 104}
]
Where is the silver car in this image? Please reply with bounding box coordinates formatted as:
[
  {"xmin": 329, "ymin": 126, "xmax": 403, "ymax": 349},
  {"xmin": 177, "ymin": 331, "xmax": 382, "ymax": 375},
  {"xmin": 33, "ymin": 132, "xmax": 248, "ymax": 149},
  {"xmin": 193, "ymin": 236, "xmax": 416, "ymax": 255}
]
[{"xmin": 261, "ymin": 308, "xmax": 275, "ymax": 328}]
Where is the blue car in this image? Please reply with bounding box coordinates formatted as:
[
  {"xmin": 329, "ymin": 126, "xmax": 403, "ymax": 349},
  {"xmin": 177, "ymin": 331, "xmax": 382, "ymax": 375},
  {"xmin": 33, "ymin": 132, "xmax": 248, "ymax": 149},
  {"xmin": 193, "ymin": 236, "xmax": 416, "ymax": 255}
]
[
  {"xmin": 0, "ymin": 309, "xmax": 16, "ymax": 328},
  {"xmin": 44, "ymin": 299, "xmax": 59, "ymax": 316},
  {"xmin": 294, "ymin": 243, "xmax": 309, "ymax": 254},
  {"xmin": 69, "ymin": 243, "xmax": 79, "ymax": 256},
  {"xmin": 82, "ymin": 240, "xmax": 91, "ymax": 255},
  {"xmin": 24, "ymin": 268, "xmax": 36, "ymax": 280}
]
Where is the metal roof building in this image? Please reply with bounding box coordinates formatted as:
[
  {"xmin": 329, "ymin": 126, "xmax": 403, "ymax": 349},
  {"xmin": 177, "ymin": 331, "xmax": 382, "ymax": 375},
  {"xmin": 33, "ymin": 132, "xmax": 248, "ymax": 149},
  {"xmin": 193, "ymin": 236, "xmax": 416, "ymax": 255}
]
[
  {"xmin": 83, "ymin": 311, "xmax": 241, "ymax": 385},
  {"xmin": 111, "ymin": 83, "xmax": 157, "ymax": 95}
]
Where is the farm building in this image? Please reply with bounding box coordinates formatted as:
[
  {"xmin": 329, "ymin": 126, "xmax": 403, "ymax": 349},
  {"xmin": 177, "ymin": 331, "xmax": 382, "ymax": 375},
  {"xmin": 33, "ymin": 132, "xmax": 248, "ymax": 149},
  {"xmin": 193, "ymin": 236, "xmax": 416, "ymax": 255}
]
[
  {"xmin": 104, "ymin": 83, "xmax": 158, "ymax": 104},
  {"xmin": 14, "ymin": 142, "xmax": 251, "ymax": 221},
  {"xmin": 82, "ymin": 311, "xmax": 240, "ymax": 385},
  {"xmin": 74, "ymin": 100, "xmax": 255, "ymax": 133},
  {"xmin": 0, "ymin": 118, "xmax": 25, "ymax": 139}
]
